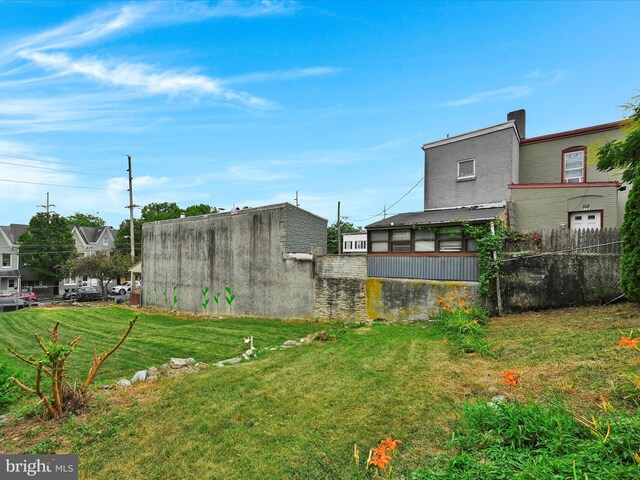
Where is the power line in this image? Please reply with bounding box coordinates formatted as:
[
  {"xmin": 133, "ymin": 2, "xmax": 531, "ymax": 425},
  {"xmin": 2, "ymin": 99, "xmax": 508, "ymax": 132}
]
[
  {"xmin": 0, "ymin": 178, "xmax": 126, "ymax": 191},
  {"xmin": 0, "ymin": 160, "xmax": 115, "ymax": 178},
  {"xmin": 0, "ymin": 153, "xmax": 111, "ymax": 171},
  {"xmin": 347, "ymin": 176, "xmax": 425, "ymax": 223}
]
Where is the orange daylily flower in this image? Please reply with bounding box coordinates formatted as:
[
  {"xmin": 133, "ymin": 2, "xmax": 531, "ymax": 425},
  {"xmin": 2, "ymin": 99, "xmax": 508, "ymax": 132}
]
[
  {"xmin": 380, "ymin": 437, "xmax": 402, "ymax": 452},
  {"xmin": 619, "ymin": 337, "xmax": 640, "ymax": 349},
  {"xmin": 501, "ymin": 368, "xmax": 521, "ymax": 387},
  {"xmin": 442, "ymin": 338, "xmax": 449, "ymax": 343}
]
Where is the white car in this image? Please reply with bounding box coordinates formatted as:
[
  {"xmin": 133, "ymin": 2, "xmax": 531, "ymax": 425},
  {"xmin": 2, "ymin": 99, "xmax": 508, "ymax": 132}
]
[{"xmin": 111, "ymin": 281, "xmax": 141, "ymax": 296}]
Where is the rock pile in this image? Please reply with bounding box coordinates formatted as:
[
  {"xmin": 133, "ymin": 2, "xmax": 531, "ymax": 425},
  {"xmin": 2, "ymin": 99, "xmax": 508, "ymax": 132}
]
[{"xmin": 114, "ymin": 357, "xmax": 209, "ymax": 388}]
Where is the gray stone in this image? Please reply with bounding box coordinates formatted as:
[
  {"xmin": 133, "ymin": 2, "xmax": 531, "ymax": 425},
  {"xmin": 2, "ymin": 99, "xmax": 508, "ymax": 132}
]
[
  {"xmin": 131, "ymin": 370, "xmax": 147, "ymax": 383},
  {"xmin": 0, "ymin": 413, "xmax": 15, "ymax": 424},
  {"xmin": 170, "ymin": 358, "xmax": 196, "ymax": 368},
  {"xmin": 148, "ymin": 367, "xmax": 159, "ymax": 376},
  {"xmin": 244, "ymin": 349, "xmax": 255, "ymax": 358},
  {"xmin": 487, "ymin": 395, "xmax": 507, "ymax": 408},
  {"xmin": 116, "ymin": 379, "xmax": 132, "ymax": 388},
  {"xmin": 283, "ymin": 340, "xmax": 299, "ymax": 347},
  {"xmin": 216, "ymin": 357, "xmax": 242, "ymax": 367}
]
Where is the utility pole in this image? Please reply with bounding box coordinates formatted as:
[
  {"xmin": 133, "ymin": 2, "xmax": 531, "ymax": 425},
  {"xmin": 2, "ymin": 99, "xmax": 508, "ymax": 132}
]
[
  {"xmin": 295, "ymin": 191, "xmax": 299, "ymax": 207},
  {"xmin": 383, "ymin": 205, "xmax": 387, "ymax": 219},
  {"xmin": 126, "ymin": 155, "xmax": 136, "ymax": 264},
  {"xmin": 337, "ymin": 201, "xmax": 341, "ymax": 255},
  {"xmin": 37, "ymin": 192, "xmax": 56, "ymax": 213}
]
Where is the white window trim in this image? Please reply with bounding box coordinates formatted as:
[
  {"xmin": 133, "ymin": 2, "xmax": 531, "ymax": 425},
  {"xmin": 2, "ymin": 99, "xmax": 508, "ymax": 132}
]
[{"xmin": 457, "ymin": 158, "xmax": 476, "ymax": 181}]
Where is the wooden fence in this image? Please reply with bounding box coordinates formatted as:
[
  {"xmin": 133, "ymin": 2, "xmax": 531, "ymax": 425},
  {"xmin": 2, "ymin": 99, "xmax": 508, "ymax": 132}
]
[{"xmin": 505, "ymin": 228, "xmax": 621, "ymax": 254}]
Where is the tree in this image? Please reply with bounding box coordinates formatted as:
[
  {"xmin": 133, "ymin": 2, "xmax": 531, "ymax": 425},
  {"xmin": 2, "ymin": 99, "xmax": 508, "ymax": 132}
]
[
  {"xmin": 327, "ymin": 221, "xmax": 360, "ymax": 253},
  {"xmin": 19, "ymin": 213, "xmax": 76, "ymax": 283},
  {"xmin": 184, "ymin": 203, "xmax": 217, "ymax": 217},
  {"xmin": 596, "ymin": 95, "xmax": 640, "ymax": 301},
  {"xmin": 141, "ymin": 202, "xmax": 183, "ymax": 222},
  {"xmin": 114, "ymin": 218, "xmax": 143, "ymax": 259},
  {"xmin": 64, "ymin": 252, "xmax": 131, "ymax": 299},
  {"xmin": 66, "ymin": 212, "xmax": 105, "ymax": 228}
]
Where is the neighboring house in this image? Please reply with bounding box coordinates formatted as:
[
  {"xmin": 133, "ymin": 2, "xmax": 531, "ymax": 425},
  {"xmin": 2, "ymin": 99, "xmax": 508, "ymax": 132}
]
[
  {"xmin": 365, "ymin": 110, "xmax": 627, "ymax": 282},
  {"xmin": 512, "ymin": 121, "xmax": 626, "ymax": 231},
  {"xmin": 61, "ymin": 226, "xmax": 117, "ymax": 292},
  {"xmin": 421, "ymin": 110, "xmax": 627, "ymax": 232},
  {"xmin": 0, "ymin": 224, "xmax": 25, "ymax": 295},
  {"xmin": 343, "ymin": 232, "xmax": 367, "ymax": 254}
]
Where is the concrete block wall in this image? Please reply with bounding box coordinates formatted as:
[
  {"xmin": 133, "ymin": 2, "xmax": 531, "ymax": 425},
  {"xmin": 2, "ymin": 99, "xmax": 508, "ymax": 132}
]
[
  {"xmin": 316, "ymin": 254, "xmax": 367, "ymax": 279},
  {"xmin": 283, "ymin": 205, "xmax": 328, "ymax": 254}
]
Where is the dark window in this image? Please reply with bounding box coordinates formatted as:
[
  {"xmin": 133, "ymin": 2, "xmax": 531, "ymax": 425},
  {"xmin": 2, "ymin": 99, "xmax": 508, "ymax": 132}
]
[
  {"xmin": 1, "ymin": 253, "xmax": 10, "ymax": 267},
  {"xmin": 391, "ymin": 229, "xmax": 411, "ymax": 252},
  {"xmin": 414, "ymin": 230, "xmax": 435, "ymax": 252},
  {"xmin": 437, "ymin": 228, "xmax": 463, "ymax": 252},
  {"xmin": 458, "ymin": 159, "xmax": 476, "ymax": 180},
  {"xmin": 370, "ymin": 230, "xmax": 389, "ymax": 252}
]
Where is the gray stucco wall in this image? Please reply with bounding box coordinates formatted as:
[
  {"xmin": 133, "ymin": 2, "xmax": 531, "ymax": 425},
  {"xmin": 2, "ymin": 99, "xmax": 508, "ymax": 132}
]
[
  {"xmin": 424, "ymin": 127, "xmax": 519, "ymax": 209},
  {"xmin": 142, "ymin": 203, "xmax": 327, "ymax": 318}
]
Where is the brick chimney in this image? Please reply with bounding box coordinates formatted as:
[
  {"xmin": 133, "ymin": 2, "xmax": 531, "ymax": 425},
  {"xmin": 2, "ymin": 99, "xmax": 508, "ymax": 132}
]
[{"xmin": 507, "ymin": 109, "xmax": 526, "ymax": 139}]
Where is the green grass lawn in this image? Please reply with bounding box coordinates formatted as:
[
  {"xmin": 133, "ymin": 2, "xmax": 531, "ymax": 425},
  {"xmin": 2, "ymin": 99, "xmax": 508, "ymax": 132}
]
[
  {"xmin": 1, "ymin": 304, "xmax": 640, "ymax": 479},
  {"xmin": 0, "ymin": 306, "xmax": 324, "ymax": 389}
]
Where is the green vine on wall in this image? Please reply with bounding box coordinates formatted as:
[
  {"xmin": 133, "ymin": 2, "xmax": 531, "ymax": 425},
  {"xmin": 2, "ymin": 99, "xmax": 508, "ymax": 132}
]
[{"xmin": 461, "ymin": 220, "xmax": 511, "ymax": 300}]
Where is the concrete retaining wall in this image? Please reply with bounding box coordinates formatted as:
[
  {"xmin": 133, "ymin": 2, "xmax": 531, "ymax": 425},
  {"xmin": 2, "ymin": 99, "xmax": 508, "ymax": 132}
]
[
  {"xmin": 142, "ymin": 203, "xmax": 326, "ymax": 318},
  {"xmin": 501, "ymin": 253, "xmax": 621, "ymax": 311},
  {"xmin": 366, "ymin": 278, "xmax": 480, "ymax": 322},
  {"xmin": 313, "ymin": 254, "xmax": 479, "ymax": 321}
]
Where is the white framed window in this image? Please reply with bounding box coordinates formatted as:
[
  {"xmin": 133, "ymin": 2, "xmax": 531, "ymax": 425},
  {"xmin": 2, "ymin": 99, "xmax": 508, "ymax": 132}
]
[
  {"xmin": 1, "ymin": 253, "xmax": 10, "ymax": 267},
  {"xmin": 457, "ymin": 159, "xmax": 476, "ymax": 180},
  {"xmin": 563, "ymin": 148, "xmax": 586, "ymax": 183},
  {"xmin": 103, "ymin": 238, "xmax": 108, "ymax": 246},
  {"xmin": 8, "ymin": 279, "xmax": 15, "ymax": 288}
]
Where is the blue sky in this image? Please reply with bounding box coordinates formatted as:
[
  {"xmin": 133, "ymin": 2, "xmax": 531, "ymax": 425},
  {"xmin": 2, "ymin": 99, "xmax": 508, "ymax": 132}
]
[{"xmin": 0, "ymin": 0, "xmax": 638, "ymax": 229}]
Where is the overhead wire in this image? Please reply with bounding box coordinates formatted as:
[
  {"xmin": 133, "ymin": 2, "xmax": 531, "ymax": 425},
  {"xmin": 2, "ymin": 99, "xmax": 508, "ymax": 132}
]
[
  {"xmin": 0, "ymin": 178, "xmax": 126, "ymax": 191},
  {"xmin": 0, "ymin": 160, "xmax": 116, "ymax": 178},
  {"xmin": 347, "ymin": 176, "xmax": 425, "ymax": 223}
]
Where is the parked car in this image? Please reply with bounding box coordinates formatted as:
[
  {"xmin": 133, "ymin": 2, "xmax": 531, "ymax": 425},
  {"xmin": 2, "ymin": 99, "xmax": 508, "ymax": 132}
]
[
  {"xmin": 19, "ymin": 291, "xmax": 37, "ymax": 302},
  {"xmin": 71, "ymin": 286, "xmax": 103, "ymax": 302},
  {"xmin": 111, "ymin": 281, "xmax": 141, "ymax": 296},
  {"xmin": 62, "ymin": 288, "xmax": 78, "ymax": 300}
]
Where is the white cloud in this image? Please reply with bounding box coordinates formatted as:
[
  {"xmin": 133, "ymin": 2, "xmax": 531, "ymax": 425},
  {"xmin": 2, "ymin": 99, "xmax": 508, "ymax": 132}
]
[
  {"xmin": 10, "ymin": 2, "xmax": 295, "ymax": 53},
  {"xmin": 445, "ymin": 85, "xmax": 534, "ymax": 107},
  {"xmin": 445, "ymin": 70, "xmax": 565, "ymax": 107},
  {"xmin": 20, "ymin": 51, "xmax": 273, "ymax": 109},
  {"xmin": 223, "ymin": 67, "xmax": 342, "ymax": 85}
]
